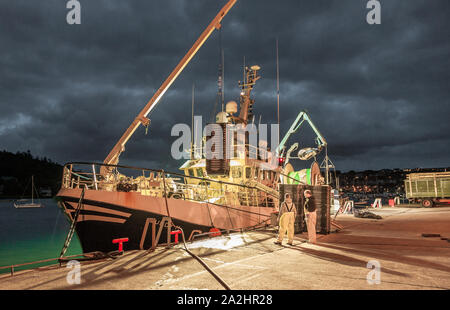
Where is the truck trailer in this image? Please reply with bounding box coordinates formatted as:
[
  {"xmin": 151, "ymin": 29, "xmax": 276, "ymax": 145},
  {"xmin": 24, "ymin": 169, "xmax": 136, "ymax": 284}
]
[{"xmin": 404, "ymin": 172, "xmax": 450, "ymax": 207}]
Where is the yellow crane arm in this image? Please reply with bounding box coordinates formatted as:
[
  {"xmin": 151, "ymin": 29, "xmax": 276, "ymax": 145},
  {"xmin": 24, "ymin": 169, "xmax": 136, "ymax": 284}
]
[{"xmin": 104, "ymin": 0, "xmax": 237, "ymax": 165}]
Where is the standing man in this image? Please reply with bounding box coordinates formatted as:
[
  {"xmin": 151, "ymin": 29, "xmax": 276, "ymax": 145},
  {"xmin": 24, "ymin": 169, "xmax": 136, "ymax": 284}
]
[
  {"xmin": 275, "ymin": 193, "xmax": 297, "ymax": 246},
  {"xmin": 303, "ymin": 189, "xmax": 317, "ymax": 244}
]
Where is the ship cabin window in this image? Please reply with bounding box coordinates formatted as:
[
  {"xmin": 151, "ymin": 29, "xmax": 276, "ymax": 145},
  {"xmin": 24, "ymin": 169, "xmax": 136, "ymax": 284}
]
[
  {"xmin": 188, "ymin": 169, "xmax": 195, "ymax": 177},
  {"xmin": 245, "ymin": 167, "xmax": 252, "ymax": 179},
  {"xmin": 231, "ymin": 167, "xmax": 242, "ymax": 179},
  {"xmin": 196, "ymin": 168, "xmax": 204, "ymax": 178},
  {"xmin": 254, "ymin": 167, "xmax": 260, "ymax": 180},
  {"xmin": 261, "ymin": 170, "xmax": 265, "ymax": 180}
]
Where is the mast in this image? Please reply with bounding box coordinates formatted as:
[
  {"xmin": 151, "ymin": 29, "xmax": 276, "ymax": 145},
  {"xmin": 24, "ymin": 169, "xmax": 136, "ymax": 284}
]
[
  {"xmin": 276, "ymin": 38, "xmax": 280, "ymax": 144},
  {"xmin": 103, "ymin": 0, "xmax": 238, "ymax": 166},
  {"xmin": 31, "ymin": 175, "xmax": 34, "ymax": 203},
  {"xmin": 191, "ymin": 83, "xmax": 195, "ymax": 160},
  {"xmin": 222, "ymin": 48, "xmax": 225, "ymax": 112},
  {"xmin": 325, "ymin": 147, "xmax": 329, "ymax": 185},
  {"xmin": 219, "ymin": 27, "xmax": 225, "ymax": 112},
  {"xmin": 235, "ymin": 65, "xmax": 260, "ymax": 125},
  {"xmin": 243, "ymin": 56, "xmax": 245, "ymax": 91}
]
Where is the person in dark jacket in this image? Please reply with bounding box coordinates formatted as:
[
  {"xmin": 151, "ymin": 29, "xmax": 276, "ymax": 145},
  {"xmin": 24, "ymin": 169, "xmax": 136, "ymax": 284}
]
[{"xmin": 303, "ymin": 189, "xmax": 317, "ymax": 244}]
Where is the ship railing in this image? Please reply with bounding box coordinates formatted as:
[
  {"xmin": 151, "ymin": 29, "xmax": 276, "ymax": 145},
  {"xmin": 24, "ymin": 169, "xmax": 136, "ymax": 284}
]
[
  {"xmin": 0, "ymin": 252, "xmax": 105, "ymax": 276},
  {"xmin": 61, "ymin": 162, "xmax": 279, "ymax": 208},
  {"xmin": 171, "ymin": 181, "xmax": 275, "ymax": 208},
  {"xmin": 189, "ymin": 143, "xmax": 274, "ymax": 161}
]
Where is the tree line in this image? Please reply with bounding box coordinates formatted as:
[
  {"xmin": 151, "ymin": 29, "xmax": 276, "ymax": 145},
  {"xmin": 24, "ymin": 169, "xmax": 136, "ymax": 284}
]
[{"xmin": 0, "ymin": 150, "xmax": 62, "ymax": 198}]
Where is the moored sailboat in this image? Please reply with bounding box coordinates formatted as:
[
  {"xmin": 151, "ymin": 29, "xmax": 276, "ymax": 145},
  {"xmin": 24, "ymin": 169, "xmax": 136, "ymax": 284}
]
[{"xmin": 14, "ymin": 175, "xmax": 43, "ymax": 208}]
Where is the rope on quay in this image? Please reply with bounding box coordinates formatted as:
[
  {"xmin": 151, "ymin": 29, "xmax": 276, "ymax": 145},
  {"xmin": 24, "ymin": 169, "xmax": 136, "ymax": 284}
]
[{"xmin": 162, "ymin": 170, "xmax": 231, "ymax": 290}]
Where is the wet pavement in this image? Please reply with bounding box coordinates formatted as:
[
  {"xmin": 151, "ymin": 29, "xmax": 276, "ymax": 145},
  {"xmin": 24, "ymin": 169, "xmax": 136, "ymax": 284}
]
[{"xmin": 1, "ymin": 206, "xmax": 449, "ymax": 290}]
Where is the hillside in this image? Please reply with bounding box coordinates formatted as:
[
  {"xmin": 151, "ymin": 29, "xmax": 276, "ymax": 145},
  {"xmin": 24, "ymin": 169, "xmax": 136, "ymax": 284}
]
[{"xmin": 0, "ymin": 150, "xmax": 62, "ymax": 198}]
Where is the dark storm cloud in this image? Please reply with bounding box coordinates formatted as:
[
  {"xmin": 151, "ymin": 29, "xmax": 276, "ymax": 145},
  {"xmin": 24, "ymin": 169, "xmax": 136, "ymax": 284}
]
[{"xmin": 0, "ymin": 0, "xmax": 449, "ymax": 172}]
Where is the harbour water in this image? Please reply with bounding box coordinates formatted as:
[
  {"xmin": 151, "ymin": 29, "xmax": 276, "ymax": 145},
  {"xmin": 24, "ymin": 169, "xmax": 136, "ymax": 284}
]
[{"xmin": 0, "ymin": 198, "xmax": 82, "ymax": 274}]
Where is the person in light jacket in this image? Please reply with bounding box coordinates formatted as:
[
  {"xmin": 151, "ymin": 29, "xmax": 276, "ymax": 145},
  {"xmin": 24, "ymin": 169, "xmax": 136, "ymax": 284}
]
[
  {"xmin": 303, "ymin": 189, "xmax": 317, "ymax": 244},
  {"xmin": 275, "ymin": 193, "xmax": 297, "ymax": 245}
]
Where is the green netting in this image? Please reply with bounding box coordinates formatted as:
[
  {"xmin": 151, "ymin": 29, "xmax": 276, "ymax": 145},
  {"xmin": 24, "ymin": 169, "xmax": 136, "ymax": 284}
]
[{"xmin": 287, "ymin": 169, "xmax": 311, "ymax": 185}]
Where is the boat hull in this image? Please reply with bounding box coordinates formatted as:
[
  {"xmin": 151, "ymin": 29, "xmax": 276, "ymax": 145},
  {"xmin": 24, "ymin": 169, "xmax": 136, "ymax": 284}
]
[
  {"xmin": 56, "ymin": 188, "xmax": 273, "ymax": 253},
  {"xmin": 14, "ymin": 202, "xmax": 42, "ymax": 208}
]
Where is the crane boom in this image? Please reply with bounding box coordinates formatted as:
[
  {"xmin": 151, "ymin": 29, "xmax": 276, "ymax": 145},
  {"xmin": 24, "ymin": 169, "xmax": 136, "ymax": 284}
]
[
  {"xmin": 104, "ymin": 0, "xmax": 237, "ymax": 165},
  {"xmin": 276, "ymin": 110, "xmax": 327, "ymax": 157}
]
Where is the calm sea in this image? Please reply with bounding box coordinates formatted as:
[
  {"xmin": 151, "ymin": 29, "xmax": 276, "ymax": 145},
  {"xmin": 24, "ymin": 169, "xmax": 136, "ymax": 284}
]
[{"xmin": 0, "ymin": 198, "xmax": 82, "ymax": 274}]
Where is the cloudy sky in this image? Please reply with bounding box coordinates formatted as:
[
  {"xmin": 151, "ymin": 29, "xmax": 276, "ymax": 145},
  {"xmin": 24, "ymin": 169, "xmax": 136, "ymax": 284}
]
[{"xmin": 0, "ymin": 0, "xmax": 449, "ymax": 172}]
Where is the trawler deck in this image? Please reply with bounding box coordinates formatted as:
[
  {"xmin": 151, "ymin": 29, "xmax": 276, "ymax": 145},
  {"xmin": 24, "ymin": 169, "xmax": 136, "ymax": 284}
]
[{"xmin": 61, "ymin": 161, "xmax": 279, "ymax": 209}]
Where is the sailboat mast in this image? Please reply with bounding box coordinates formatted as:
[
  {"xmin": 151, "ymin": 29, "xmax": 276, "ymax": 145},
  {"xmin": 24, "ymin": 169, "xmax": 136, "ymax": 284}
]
[{"xmin": 31, "ymin": 175, "xmax": 34, "ymax": 203}]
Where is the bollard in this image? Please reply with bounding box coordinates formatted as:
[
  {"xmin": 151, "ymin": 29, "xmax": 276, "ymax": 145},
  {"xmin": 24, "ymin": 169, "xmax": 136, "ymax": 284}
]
[
  {"xmin": 170, "ymin": 230, "xmax": 182, "ymax": 244},
  {"xmin": 209, "ymin": 227, "xmax": 221, "ymax": 237},
  {"xmin": 112, "ymin": 238, "xmax": 129, "ymax": 252}
]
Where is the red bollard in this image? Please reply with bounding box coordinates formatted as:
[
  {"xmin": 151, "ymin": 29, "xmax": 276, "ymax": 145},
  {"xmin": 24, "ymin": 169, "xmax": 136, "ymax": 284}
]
[
  {"xmin": 170, "ymin": 230, "xmax": 182, "ymax": 244},
  {"xmin": 209, "ymin": 227, "xmax": 221, "ymax": 237},
  {"xmin": 112, "ymin": 238, "xmax": 129, "ymax": 252}
]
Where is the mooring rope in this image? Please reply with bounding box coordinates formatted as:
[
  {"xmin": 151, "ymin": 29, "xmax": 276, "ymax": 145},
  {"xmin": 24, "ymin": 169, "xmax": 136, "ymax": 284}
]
[
  {"xmin": 161, "ymin": 171, "xmax": 231, "ymax": 290},
  {"xmin": 59, "ymin": 185, "xmax": 86, "ymax": 259},
  {"xmin": 175, "ymin": 224, "xmax": 231, "ymax": 290}
]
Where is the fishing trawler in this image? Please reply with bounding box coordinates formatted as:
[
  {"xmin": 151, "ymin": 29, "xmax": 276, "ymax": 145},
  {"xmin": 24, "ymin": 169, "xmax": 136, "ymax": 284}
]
[{"xmin": 55, "ymin": 0, "xmax": 326, "ymax": 254}]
